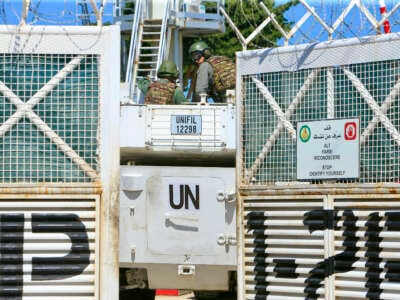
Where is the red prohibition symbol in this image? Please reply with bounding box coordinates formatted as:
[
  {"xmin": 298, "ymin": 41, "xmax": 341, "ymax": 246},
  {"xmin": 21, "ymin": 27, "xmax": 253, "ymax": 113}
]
[{"xmin": 344, "ymin": 122, "xmax": 357, "ymax": 140}]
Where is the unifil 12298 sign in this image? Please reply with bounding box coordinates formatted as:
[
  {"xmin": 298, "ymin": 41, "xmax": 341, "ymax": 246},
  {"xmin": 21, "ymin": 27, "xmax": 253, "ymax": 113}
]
[{"xmin": 297, "ymin": 118, "xmax": 360, "ymax": 180}]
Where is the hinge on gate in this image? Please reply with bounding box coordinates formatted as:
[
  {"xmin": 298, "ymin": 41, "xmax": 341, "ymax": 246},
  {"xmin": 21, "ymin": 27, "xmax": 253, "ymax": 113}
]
[
  {"xmin": 216, "ymin": 190, "xmax": 236, "ymax": 203},
  {"xmin": 217, "ymin": 234, "xmax": 237, "ymax": 246}
]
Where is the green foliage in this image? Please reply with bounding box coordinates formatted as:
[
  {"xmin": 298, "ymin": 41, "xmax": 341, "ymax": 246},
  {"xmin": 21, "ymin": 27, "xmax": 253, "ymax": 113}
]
[
  {"xmin": 122, "ymin": 1, "xmax": 135, "ymax": 15},
  {"xmin": 183, "ymin": 0, "xmax": 298, "ymax": 65}
]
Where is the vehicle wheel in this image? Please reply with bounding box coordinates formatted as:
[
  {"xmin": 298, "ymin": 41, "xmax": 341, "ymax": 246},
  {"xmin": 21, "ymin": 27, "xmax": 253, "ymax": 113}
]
[
  {"xmin": 194, "ymin": 291, "xmax": 216, "ymax": 299},
  {"xmin": 194, "ymin": 291, "xmax": 235, "ymax": 299},
  {"xmin": 120, "ymin": 288, "xmax": 155, "ymax": 300}
]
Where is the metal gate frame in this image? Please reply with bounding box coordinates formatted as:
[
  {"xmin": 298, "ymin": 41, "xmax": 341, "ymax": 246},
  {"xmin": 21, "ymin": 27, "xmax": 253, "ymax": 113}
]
[
  {"xmin": 236, "ymin": 33, "xmax": 400, "ymax": 300},
  {"xmin": 0, "ymin": 25, "xmax": 120, "ymax": 299},
  {"xmin": 237, "ymin": 33, "xmax": 400, "ymax": 186}
]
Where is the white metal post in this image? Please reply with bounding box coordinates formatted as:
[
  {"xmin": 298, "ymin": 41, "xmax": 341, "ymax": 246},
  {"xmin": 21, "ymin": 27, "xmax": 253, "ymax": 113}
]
[
  {"xmin": 379, "ymin": 0, "xmax": 391, "ymax": 33},
  {"xmin": 99, "ymin": 25, "xmax": 121, "ymax": 300},
  {"xmin": 20, "ymin": 0, "xmax": 31, "ymax": 25}
]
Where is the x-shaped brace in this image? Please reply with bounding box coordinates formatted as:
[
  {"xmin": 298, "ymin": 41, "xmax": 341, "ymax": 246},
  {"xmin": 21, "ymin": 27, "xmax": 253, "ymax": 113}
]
[
  {"xmin": 245, "ymin": 70, "xmax": 319, "ymax": 183},
  {"xmin": 0, "ymin": 55, "xmax": 99, "ymax": 180},
  {"xmin": 246, "ymin": 67, "xmax": 400, "ymax": 184},
  {"xmin": 342, "ymin": 67, "xmax": 400, "ymax": 147}
]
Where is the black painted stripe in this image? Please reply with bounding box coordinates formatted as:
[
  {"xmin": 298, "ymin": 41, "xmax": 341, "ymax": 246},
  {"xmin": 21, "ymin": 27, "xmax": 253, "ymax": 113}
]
[
  {"xmin": 30, "ymin": 221, "xmax": 91, "ymax": 232},
  {"xmin": 31, "ymin": 214, "xmax": 90, "ymax": 281},
  {"xmin": 384, "ymin": 212, "xmax": 400, "ymax": 283},
  {"xmin": 365, "ymin": 212, "xmax": 383, "ymax": 300},
  {"xmin": 0, "ymin": 214, "xmax": 24, "ymax": 299},
  {"xmin": 250, "ymin": 211, "xmax": 270, "ymax": 299}
]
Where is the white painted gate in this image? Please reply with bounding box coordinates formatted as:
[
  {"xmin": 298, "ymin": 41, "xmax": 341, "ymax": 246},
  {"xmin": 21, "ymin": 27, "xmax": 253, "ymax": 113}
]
[
  {"xmin": 0, "ymin": 26, "xmax": 120, "ymax": 299},
  {"xmin": 237, "ymin": 34, "xmax": 400, "ymax": 299},
  {"xmin": 0, "ymin": 195, "xmax": 98, "ymax": 300}
]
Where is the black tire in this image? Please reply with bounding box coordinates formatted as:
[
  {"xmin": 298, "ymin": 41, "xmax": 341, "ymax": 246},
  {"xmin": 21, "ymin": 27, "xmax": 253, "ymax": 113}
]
[
  {"xmin": 194, "ymin": 291, "xmax": 236, "ymax": 299},
  {"xmin": 120, "ymin": 288, "xmax": 156, "ymax": 300},
  {"xmin": 194, "ymin": 291, "xmax": 215, "ymax": 299}
]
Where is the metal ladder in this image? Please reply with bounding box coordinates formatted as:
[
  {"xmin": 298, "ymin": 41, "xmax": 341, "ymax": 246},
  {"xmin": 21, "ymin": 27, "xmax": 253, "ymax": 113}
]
[
  {"xmin": 126, "ymin": 0, "xmax": 171, "ymax": 103},
  {"xmin": 136, "ymin": 19, "xmax": 163, "ymax": 80}
]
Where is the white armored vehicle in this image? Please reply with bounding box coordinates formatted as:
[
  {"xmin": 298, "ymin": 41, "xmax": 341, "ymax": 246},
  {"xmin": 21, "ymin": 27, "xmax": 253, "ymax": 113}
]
[{"xmin": 115, "ymin": 0, "xmax": 237, "ymax": 298}]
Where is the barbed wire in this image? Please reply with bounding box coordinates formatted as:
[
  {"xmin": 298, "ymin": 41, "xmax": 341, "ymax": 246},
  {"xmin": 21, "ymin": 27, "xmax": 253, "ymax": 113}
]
[
  {"xmin": 0, "ymin": 0, "xmax": 103, "ymax": 26},
  {"xmin": 279, "ymin": 0, "xmax": 400, "ymax": 46},
  {"xmin": 1, "ymin": 0, "xmax": 107, "ymax": 52},
  {"xmin": 2, "ymin": 0, "xmax": 400, "ymax": 46},
  {"xmin": 0, "ymin": 0, "xmax": 22, "ymax": 24}
]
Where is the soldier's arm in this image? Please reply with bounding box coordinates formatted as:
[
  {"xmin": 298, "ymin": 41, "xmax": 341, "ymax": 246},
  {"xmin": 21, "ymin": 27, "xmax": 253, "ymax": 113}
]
[
  {"xmin": 137, "ymin": 77, "xmax": 151, "ymax": 94},
  {"xmin": 174, "ymin": 87, "xmax": 189, "ymax": 104}
]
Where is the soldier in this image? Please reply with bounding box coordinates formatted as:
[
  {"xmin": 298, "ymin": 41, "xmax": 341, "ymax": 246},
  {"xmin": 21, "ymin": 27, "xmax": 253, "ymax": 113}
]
[
  {"xmin": 138, "ymin": 61, "xmax": 187, "ymax": 104},
  {"xmin": 188, "ymin": 41, "xmax": 236, "ymax": 103},
  {"xmin": 188, "ymin": 41, "xmax": 214, "ymax": 102}
]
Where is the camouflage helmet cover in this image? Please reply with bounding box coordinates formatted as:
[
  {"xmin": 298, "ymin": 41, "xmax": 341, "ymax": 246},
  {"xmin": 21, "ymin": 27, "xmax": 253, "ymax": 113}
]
[{"xmin": 157, "ymin": 60, "xmax": 179, "ymax": 78}]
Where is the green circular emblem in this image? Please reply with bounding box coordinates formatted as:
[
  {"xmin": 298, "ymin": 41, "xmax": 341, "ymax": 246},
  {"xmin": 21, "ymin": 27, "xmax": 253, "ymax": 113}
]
[{"xmin": 299, "ymin": 125, "xmax": 311, "ymax": 143}]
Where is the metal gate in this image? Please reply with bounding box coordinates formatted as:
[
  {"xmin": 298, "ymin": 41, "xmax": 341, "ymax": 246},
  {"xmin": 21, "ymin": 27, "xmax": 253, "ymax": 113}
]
[
  {"xmin": 0, "ymin": 195, "xmax": 98, "ymax": 299},
  {"xmin": 237, "ymin": 34, "xmax": 400, "ymax": 299},
  {"xmin": 0, "ymin": 25, "xmax": 120, "ymax": 299}
]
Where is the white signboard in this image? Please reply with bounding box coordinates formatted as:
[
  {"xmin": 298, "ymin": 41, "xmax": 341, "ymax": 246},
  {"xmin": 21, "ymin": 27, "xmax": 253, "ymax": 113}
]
[
  {"xmin": 297, "ymin": 118, "xmax": 359, "ymax": 180},
  {"xmin": 171, "ymin": 115, "xmax": 202, "ymax": 135}
]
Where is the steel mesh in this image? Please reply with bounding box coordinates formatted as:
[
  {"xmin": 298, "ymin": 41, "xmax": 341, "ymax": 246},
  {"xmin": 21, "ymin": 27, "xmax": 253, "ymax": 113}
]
[
  {"xmin": 0, "ymin": 53, "xmax": 99, "ymax": 183},
  {"xmin": 241, "ymin": 59, "xmax": 400, "ymax": 185}
]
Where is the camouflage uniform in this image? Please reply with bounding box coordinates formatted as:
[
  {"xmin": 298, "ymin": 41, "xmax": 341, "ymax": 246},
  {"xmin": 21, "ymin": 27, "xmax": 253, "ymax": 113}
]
[
  {"xmin": 138, "ymin": 78, "xmax": 186, "ymax": 105},
  {"xmin": 188, "ymin": 41, "xmax": 236, "ymax": 103}
]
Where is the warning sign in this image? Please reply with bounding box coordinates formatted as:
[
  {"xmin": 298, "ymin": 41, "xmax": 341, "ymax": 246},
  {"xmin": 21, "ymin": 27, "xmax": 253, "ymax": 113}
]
[{"xmin": 297, "ymin": 118, "xmax": 360, "ymax": 180}]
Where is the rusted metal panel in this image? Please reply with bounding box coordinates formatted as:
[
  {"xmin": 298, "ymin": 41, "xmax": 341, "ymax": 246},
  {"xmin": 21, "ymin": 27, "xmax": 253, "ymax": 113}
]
[
  {"xmin": 0, "ymin": 185, "xmax": 102, "ymax": 195},
  {"xmin": 239, "ymin": 184, "xmax": 400, "ymax": 196}
]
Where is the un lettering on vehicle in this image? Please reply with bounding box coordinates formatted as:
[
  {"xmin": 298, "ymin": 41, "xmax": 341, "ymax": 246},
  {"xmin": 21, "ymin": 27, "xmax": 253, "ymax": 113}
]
[{"xmin": 169, "ymin": 183, "xmax": 200, "ymax": 210}]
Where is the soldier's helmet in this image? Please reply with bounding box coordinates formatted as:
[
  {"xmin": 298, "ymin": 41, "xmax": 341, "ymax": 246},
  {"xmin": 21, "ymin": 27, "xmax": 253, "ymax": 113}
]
[
  {"xmin": 189, "ymin": 41, "xmax": 211, "ymax": 59},
  {"xmin": 157, "ymin": 61, "xmax": 179, "ymax": 79}
]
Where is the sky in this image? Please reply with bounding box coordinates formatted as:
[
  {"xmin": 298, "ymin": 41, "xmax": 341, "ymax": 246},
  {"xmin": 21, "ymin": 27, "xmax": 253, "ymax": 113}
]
[
  {"xmin": 0, "ymin": 0, "xmax": 115, "ymax": 25},
  {"xmin": 277, "ymin": 0, "xmax": 400, "ymax": 44},
  {"xmin": 1, "ymin": 0, "xmax": 399, "ymax": 44}
]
